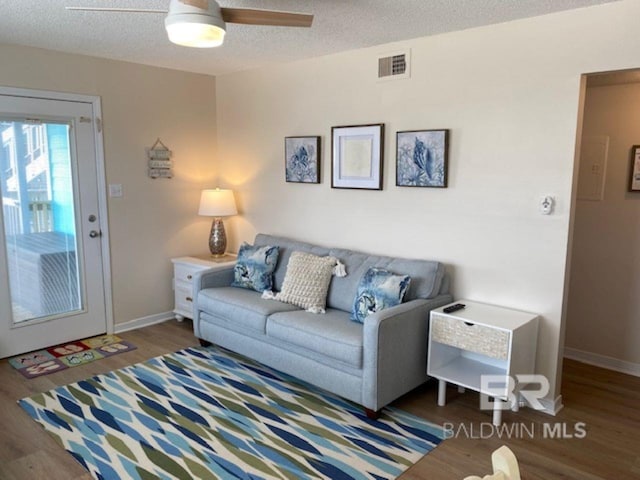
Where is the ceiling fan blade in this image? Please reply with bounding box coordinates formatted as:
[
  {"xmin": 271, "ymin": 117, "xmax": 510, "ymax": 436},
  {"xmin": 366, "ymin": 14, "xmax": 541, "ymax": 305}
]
[
  {"xmin": 220, "ymin": 8, "xmax": 313, "ymax": 27},
  {"xmin": 65, "ymin": 7, "xmax": 167, "ymax": 13}
]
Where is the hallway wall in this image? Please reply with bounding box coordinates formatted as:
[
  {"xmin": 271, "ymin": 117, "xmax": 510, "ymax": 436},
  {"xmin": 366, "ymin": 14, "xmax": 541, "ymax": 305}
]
[{"xmin": 566, "ymin": 79, "xmax": 640, "ymax": 375}]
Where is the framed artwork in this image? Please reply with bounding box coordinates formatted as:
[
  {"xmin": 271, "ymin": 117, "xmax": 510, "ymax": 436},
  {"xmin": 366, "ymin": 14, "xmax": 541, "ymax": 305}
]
[
  {"xmin": 285, "ymin": 136, "xmax": 320, "ymax": 183},
  {"xmin": 629, "ymin": 145, "xmax": 640, "ymax": 192},
  {"xmin": 331, "ymin": 124, "xmax": 384, "ymax": 190},
  {"xmin": 396, "ymin": 129, "xmax": 449, "ymax": 188}
]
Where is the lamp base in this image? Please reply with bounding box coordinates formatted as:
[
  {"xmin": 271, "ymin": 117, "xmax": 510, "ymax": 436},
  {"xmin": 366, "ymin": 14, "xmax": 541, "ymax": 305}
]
[{"xmin": 208, "ymin": 218, "xmax": 227, "ymax": 256}]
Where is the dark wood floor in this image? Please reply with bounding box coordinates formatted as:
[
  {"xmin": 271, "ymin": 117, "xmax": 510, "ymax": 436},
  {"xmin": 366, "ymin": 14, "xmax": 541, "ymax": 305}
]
[{"xmin": 1, "ymin": 319, "xmax": 638, "ymax": 479}]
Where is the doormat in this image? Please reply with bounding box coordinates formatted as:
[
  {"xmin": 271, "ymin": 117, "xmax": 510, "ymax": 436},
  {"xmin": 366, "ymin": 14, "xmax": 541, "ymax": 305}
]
[{"xmin": 8, "ymin": 334, "xmax": 136, "ymax": 379}]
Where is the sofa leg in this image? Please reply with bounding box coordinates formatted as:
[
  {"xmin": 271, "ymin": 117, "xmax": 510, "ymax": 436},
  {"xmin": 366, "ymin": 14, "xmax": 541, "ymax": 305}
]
[
  {"xmin": 198, "ymin": 338, "xmax": 212, "ymax": 347},
  {"xmin": 365, "ymin": 408, "xmax": 381, "ymax": 420}
]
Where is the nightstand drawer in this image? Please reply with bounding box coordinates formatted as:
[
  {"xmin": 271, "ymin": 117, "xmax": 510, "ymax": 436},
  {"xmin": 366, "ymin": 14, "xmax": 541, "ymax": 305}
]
[
  {"xmin": 175, "ymin": 284, "xmax": 194, "ymax": 302},
  {"xmin": 175, "ymin": 285, "xmax": 194, "ymax": 312},
  {"xmin": 174, "ymin": 264, "xmax": 204, "ymax": 283},
  {"xmin": 431, "ymin": 314, "xmax": 510, "ymax": 360}
]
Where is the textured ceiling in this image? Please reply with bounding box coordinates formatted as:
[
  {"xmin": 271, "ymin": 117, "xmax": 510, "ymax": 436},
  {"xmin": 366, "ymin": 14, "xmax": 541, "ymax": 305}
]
[{"xmin": 0, "ymin": 0, "xmax": 619, "ymax": 76}]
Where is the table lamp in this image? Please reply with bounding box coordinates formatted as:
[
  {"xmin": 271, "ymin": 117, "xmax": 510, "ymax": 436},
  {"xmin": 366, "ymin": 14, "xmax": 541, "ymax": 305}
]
[{"xmin": 198, "ymin": 188, "xmax": 238, "ymax": 256}]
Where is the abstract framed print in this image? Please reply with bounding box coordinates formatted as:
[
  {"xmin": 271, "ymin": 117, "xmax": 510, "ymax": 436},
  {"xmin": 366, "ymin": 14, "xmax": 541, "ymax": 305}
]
[{"xmin": 332, "ymin": 124, "xmax": 384, "ymax": 190}]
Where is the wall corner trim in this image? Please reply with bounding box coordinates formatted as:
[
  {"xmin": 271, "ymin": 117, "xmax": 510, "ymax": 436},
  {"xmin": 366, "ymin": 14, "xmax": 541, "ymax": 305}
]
[{"xmin": 538, "ymin": 395, "xmax": 564, "ymax": 416}]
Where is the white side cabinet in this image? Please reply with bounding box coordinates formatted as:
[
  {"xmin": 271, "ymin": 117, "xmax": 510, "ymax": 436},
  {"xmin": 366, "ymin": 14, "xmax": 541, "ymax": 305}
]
[
  {"xmin": 427, "ymin": 300, "xmax": 539, "ymax": 425},
  {"xmin": 171, "ymin": 255, "xmax": 236, "ymax": 321}
]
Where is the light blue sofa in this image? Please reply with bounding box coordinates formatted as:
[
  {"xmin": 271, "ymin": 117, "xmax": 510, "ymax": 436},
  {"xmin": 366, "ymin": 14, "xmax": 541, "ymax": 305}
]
[{"xmin": 193, "ymin": 234, "xmax": 452, "ymax": 417}]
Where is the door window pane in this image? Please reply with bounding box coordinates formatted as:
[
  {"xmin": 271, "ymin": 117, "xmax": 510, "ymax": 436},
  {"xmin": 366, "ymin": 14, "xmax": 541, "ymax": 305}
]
[{"xmin": 0, "ymin": 120, "xmax": 82, "ymax": 324}]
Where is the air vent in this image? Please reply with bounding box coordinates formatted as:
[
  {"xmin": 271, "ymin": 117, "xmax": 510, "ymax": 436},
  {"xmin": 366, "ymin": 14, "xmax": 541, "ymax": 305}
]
[{"xmin": 377, "ymin": 50, "xmax": 410, "ymax": 81}]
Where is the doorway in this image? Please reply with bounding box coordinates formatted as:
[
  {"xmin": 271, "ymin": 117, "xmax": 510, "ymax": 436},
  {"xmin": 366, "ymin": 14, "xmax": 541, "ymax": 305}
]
[
  {"xmin": 0, "ymin": 88, "xmax": 111, "ymax": 358},
  {"xmin": 565, "ymin": 69, "xmax": 640, "ymax": 375}
]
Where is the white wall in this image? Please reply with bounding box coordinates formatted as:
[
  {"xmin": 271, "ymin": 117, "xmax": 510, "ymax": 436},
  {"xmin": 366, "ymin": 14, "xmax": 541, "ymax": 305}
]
[
  {"xmin": 0, "ymin": 45, "xmax": 217, "ymax": 325},
  {"xmin": 566, "ymin": 81, "xmax": 640, "ymax": 371},
  {"xmin": 215, "ymin": 0, "xmax": 640, "ymax": 403}
]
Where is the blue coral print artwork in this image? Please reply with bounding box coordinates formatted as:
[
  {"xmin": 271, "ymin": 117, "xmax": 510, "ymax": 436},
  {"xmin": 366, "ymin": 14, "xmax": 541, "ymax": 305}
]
[
  {"xmin": 396, "ymin": 129, "xmax": 449, "ymax": 187},
  {"xmin": 285, "ymin": 136, "xmax": 320, "ymax": 183}
]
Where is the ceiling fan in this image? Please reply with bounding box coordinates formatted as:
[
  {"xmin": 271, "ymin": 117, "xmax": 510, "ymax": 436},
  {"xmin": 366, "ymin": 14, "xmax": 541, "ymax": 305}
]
[{"xmin": 66, "ymin": 0, "xmax": 313, "ymax": 48}]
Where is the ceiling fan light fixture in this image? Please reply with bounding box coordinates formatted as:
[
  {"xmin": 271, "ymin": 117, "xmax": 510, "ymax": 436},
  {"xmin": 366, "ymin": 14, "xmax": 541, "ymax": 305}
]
[
  {"xmin": 165, "ymin": 19, "xmax": 225, "ymax": 48},
  {"xmin": 66, "ymin": 0, "xmax": 312, "ymax": 49},
  {"xmin": 164, "ymin": 0, "xmax": 226, "ymax": 48}
]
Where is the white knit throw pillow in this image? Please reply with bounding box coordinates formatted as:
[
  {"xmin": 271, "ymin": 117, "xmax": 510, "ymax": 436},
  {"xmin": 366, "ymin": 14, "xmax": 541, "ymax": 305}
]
[{"xmin": 273, "ymin": 251, "xmax": 341, "ymax": 314}]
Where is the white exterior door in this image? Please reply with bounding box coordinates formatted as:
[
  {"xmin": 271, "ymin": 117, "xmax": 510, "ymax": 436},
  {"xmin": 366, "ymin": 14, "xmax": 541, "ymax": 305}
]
[{"xmin": 0, "ymin": 89, "xmax": 109, "ymax": 358}]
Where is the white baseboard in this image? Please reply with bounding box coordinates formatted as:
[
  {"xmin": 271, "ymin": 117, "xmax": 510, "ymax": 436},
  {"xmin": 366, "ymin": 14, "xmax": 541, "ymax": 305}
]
[
  {"xmin": 538, "ymin": 395, "xmax": 564, "ymax": 416},
  {"xmin": 564, "ymin": 347, "xmax": 640, "ymax": 378},
  {"xmin": 114, "ymin": 311, "xmax": 175, "ymax": 334}
]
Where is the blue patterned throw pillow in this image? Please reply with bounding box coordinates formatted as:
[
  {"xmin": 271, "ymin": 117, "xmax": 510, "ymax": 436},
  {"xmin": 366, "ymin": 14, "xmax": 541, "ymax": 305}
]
[
  {"xmin": 351, "ymin": 267, "xmax": 411, "ymax": 323},
  {"xmin": 232, "ymin": 243, "xmax": 280, "ymax": 292}
]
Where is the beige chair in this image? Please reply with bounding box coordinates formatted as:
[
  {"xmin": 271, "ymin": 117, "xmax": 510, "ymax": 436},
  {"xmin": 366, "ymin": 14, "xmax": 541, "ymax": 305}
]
[{"xmin": 464, "ymin": 446, "xmax": 521, "ymax": 480}]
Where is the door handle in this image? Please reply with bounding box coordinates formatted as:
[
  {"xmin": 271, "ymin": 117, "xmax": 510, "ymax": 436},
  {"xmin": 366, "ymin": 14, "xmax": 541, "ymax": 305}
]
[{"xmin": 89, "ymin": 230, "xmax": 102, "ymax": 238}]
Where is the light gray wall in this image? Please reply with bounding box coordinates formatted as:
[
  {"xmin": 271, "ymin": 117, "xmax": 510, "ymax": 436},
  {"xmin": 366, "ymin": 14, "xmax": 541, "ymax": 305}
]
[
  {"xmin": 0, "ymin": 45, "xmax": 217, "ymax": 325},
  {"xmin": 215, "ymin": 0, "xmax": 640, "ymax": 402}
]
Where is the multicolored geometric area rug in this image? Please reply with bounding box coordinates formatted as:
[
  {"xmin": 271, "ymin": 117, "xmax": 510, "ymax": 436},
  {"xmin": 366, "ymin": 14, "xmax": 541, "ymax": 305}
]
[
  {"xmin": 9, "ymin": 335, "xmax": 136, "ymax": 378},
  {"xmin": 19, "ymin": 346, "xmax": 443, "ymax": 479}
]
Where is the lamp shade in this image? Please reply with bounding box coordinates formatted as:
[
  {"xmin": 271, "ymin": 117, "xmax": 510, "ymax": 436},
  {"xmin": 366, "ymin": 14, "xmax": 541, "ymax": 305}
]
[{"xmin": 198, "ymin": 189, "xmax": 237, "ymax": 217}]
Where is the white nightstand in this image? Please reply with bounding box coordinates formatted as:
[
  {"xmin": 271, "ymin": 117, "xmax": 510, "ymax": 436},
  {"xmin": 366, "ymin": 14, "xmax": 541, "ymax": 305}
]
[
  {"xmin": 171, "ymin": 254, "xmax": 236, "ymax": 321},
  {"xmin": 427, "ymin": 300, "xmax": 539, "ymax": 425}
]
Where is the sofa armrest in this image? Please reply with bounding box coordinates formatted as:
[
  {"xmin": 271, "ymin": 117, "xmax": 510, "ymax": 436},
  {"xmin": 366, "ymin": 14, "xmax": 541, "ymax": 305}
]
[
  {"xmin": 192, "ymin": 267, "xmax": 235, "ymax": 338},
  {"xmin": 362, "ymin": 294, "xmax": 453, "ymax": 411},
  {"xmin": 193, "ymin": 267, "xmax": 235, "ymax": 294}
]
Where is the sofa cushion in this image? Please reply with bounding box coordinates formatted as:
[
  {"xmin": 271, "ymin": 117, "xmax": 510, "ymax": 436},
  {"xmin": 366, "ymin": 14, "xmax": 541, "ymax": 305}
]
[
  {"xmin": 198, "ymin": 287, "xmax": 298, "ymax": 333},
  {"xmin": 351, "ymin": 267, "xmax": 411, "ymax": 323},
  {"xmin": 232, "ymin": 242, "xmax": 279, "ymax": 292},
  {"xmin": 254, "ymin": 233, "xmax": 446, "ymax": 312},
  {"xmin": 266, "ymin": 309, "xmax": 363, "ymax": 368},
  {"xmin": 254, "ymin": 234, "xmax": 328, "ymax": 292},
  {"xmin": 274, "ymin": 251, "xmax": 339, "ymax": 313},
  {"xmin": 328, "ymin": 249, "xmax": 441, "ymax": 307}
]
